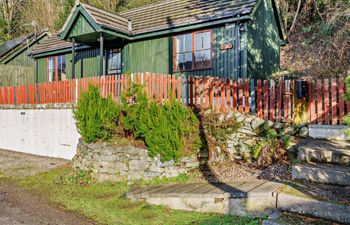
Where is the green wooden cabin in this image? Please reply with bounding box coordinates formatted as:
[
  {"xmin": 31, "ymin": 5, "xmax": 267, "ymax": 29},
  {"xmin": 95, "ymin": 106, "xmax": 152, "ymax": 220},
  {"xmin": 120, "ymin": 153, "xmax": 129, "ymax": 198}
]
[
  {"xmin": 30, "ymin": 0, "xmax": 286, "ymax": 83},
  {"xmin": 0, "ymin": 30, "xmax": 48, "ymax": 85}
]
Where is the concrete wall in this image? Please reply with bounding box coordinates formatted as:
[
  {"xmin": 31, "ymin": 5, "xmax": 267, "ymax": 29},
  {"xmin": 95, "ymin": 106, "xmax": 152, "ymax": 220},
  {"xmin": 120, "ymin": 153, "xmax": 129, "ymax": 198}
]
[{"xmin": 0, "ymin": 105, "xmax": 80, "ymax": 159}]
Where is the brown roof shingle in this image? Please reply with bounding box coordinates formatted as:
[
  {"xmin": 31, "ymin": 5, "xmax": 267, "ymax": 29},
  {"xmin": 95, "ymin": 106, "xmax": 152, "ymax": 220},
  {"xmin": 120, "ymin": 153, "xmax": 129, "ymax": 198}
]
[
  {"xmin": 30, "ymin": 34, "xmax": 72, "ymax": 55},
  {"xmin": 81, "ymin": 3, "xmax": 130, "ymax": 34},
  {"xmin": 120, "ymin": 0, "xmax": 256, "ymax": 34}
]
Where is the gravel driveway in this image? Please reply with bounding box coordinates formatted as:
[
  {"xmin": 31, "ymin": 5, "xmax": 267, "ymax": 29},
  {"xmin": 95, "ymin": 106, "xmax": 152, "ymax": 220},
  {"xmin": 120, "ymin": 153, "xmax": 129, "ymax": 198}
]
[{"xmin": 0, "ymin": 149, "xmax": 96, "ymax": 225}]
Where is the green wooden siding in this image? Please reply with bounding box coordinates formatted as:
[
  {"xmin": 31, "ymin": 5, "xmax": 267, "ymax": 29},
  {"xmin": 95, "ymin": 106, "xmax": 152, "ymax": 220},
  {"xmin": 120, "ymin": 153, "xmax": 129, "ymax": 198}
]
[
  {"xmin": 69, "ymin": 14, "xmax": 95, "ymax": 38},
  {"xmin": 247, "ymin": 0, "xmax": 281, "ymax": 79},
  {"xmin": 66, "ymin": 48, "xmax": 100, "ymax": 78},
  {"xmin": 37, "ymin": 58, "xmax": 47, "ymax": 83},
  {"xmin": 123, "ymin": 37, "xmax": 170, "ymax": 74},
  {"xmin": 6, "ymin": 49, "xmax": 34, "ymax": 67}
]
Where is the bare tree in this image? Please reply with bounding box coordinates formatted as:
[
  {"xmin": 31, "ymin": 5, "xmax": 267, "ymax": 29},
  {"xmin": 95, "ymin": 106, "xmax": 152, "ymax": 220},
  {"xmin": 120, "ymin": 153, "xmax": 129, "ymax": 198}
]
[
  {"xmin": 0, "ymin": 0, "xmax": 24, "ymax": 39},
  {"xmin": 20, "ymin": 0, "xmax": 65, "ymax": 33}
]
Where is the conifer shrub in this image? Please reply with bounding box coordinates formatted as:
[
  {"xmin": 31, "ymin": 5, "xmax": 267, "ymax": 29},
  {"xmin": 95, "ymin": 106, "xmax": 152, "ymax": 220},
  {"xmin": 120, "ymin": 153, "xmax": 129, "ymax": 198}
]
[
  {"xmin": 74, "ymin": 84, "xmax": 121, "ymax": 143},
  {"xmin": 121, "ymin": 83, "xmax": 202, "ymax": 162}
]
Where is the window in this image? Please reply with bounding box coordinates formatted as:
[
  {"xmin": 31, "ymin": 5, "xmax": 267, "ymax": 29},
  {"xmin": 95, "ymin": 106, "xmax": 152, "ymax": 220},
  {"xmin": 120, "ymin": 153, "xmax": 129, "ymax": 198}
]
[
  {"xmin": 47, "ymin": 55, "xmax": 66, "ymax": 82},
  {"xmin": 174, "ymin": 30, "xmax": 212, "ymax": 71},
  {"xmin": 57, "ymin": 55, "xmax": 66, "ymax": 80},
  {"xmin": 108, "ymin": 49, "xmax": 122, "ymax": 74},
  {"xmin": 48, "ymin": 57, "xmax": 55, "ymax": 82}
]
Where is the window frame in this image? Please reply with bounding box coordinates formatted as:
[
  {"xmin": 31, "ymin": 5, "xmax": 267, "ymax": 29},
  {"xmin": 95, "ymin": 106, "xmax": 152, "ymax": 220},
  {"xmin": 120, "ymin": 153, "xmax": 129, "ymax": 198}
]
[{"xmin": 173, "ymin": 29, "xmax": 213, "ymax": 72}]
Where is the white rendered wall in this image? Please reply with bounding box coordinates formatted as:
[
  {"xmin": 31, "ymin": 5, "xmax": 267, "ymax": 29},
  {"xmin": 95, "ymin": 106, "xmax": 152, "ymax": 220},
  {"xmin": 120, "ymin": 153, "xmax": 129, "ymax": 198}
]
[{"xmin": 0, "ymin": 108, "xmax": 80, "ymax": 159}]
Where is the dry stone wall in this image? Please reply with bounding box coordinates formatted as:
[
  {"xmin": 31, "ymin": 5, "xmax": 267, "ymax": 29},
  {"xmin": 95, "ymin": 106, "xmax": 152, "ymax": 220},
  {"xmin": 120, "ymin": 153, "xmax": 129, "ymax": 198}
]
[
  {"xmin": 73, "ymin": 139, "xmax": 199, "ymax": 182},
  {"xmin": 203, "ymin": 110, "xmax": 308, "ymax": 163}
]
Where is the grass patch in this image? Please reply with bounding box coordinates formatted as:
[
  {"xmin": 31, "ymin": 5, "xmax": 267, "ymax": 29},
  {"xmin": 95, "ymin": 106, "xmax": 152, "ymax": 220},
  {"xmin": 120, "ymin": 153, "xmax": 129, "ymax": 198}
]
[
  {"xmin": 16, "ymin": 166, "xmax": 261, "ymax": 225},
  {"xmin": 10, "ymin": 165, "xmax": 36, "ymax": 171}
]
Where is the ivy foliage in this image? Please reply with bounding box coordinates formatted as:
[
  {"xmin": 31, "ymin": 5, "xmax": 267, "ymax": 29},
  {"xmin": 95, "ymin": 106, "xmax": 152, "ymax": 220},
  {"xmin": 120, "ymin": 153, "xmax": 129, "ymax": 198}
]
[
  {"xmin": 74, "ymin": 84, "xmax": 121, "ymax": 143},
  {"xmin": 121, "ymin": 82, "xmax": 202, "ymax": 162}
]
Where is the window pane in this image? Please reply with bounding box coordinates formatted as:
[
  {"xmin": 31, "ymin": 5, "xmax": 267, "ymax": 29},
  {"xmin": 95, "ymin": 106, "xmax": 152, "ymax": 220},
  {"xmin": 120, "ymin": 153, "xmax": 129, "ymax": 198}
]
[
  {"xmin": 176, "ymin": 36, "xmax": 183, "ymax": 53},
  {"xmin": 194, "ymin": 50, "xmax": 202, "ymax": 68},
  {"xmin": 195, "ymin": 33, "xmax": 202, "ymax": 51},
  {"xmin": 57, "ymin": 56, "xmax": 61, "ymax": 81},
  {"xmin": 48, "ymin": 57, "xmax": 54, "ymax": 82},
  {"xmin": 108, "ymin": 50, "xmax": 121, "ymax": 74},
  {"xmin": 203, "ymin": 49, "xmax": 211, "ymax": 67},
  {"xmin": 184, "ymin": 34, "xmax": 192, "ymax": 52},
  {"xmin": 203, "ymin": 32, "xmax": 211, "ymax": 49},
  {"xmin": 177, "ymin": 53, "xmax": 185, "ymax": 71},
  {"xmin": 184, "ymin": 52, "xmax": 192, "ymax": 70},
  {"xmin": 61, "ymin": 55, "xmax": 66, "ymax": 80}
]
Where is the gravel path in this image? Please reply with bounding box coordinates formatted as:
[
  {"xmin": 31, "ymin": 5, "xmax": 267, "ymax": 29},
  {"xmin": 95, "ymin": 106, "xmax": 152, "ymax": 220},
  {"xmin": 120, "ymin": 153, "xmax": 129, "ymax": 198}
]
[
  {"xmin": 0, "ymin": 149, "xmax": 68, "ymax": 177},
  {"xmin": 0, "ymin": 149, "xmax": 96, "ymax": 225}
]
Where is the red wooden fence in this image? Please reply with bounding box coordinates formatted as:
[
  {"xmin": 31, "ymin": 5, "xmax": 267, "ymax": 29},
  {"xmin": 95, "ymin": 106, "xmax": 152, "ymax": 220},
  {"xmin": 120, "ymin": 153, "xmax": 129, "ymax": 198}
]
[{"xmin": 0, "ymin": 73, "xmax": 348, "ymax": 125}]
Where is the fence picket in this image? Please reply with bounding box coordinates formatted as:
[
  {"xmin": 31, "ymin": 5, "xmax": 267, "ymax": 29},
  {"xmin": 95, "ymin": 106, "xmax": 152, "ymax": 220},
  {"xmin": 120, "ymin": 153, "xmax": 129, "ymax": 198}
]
[
  {"xmin": 324, "ymin": 79, "xmax": 330, "ymax": 125},
  {"xmin": 232, "ymin": 79, "xmax": 237, "ymax": 112},
  {"xmin": 257, "ymin": 80, "xmax": 262, "ymax": 118},
  {"xmin": 220, "ymin": 79, "xmax": 225, "ymax": 112},
  {"xmin": 263, "ymin": 80, "xmax": 268, "ymax": 120},
  {"xmin": 339, "ymin": 79, "xmax": 345, "ymax": 124},
  {"xmin": 331, "ymin": 79, "xmax": 337, "ymax": 125},
  {"xmin": 269, "ymin": 80, "xmax": 275, "ymax": 121},
  {"xmin": 244, "ymin": 79, "xmax": 249, "ymax": 113},
  {"xmin": 226, "ymin": 79, "xmax": 230, "ymax": 112},
  {"xmin": 238, "ymin": 79, "xmax": 243, "ymax": 112}
]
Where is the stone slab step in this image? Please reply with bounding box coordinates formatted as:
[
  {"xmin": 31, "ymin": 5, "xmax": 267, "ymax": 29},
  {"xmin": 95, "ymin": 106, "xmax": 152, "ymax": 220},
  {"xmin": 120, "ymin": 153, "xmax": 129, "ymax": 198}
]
[
  {"xmin": 298, "ymin": 139, "xmax": 350, "ymax": 165},
  {"xmin": 127, "ymin": 181, "xmax": 283, "ymax": 217},
  {"xmin": 277, "ymin": 192, "xmax": 350, "ymax": 224},
  {"xmin": 309, "ymin": 125, "xmax": 349, "ymax": 141},
  {"xmin": 292, "ymin": 163, "xmax": 350, "ymax": 186}
]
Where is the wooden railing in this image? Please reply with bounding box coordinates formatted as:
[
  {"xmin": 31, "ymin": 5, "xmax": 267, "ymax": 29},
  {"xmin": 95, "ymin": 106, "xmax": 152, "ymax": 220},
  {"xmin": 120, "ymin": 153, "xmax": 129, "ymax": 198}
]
[{"xmin": 0, "ymin": 73, "xmax": 348, "ymax": 125}]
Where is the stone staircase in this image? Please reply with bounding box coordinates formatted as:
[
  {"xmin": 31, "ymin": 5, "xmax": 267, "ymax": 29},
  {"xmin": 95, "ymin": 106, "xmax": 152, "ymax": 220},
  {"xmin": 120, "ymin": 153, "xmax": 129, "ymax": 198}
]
[{"xmin": 292, "ymin": 139, "xmax": 350, "ymax": 185}]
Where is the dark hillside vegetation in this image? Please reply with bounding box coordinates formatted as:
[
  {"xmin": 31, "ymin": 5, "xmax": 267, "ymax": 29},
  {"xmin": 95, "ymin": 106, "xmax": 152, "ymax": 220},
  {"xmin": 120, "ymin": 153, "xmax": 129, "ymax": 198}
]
[
  {"xmin": 278, "ymin": 0, "xmax": 350, "ymax": 78},
  {"xmin": 0, "ymin": 0, "xmax": 348, "ymax": 78}
]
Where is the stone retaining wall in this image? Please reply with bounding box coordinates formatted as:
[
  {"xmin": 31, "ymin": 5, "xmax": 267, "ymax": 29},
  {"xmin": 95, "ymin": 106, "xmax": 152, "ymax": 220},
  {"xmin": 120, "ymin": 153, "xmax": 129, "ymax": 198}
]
[
  {"xmin": 73, "ymin": 139, "xmax": 199, "ymax": 182},
  {"xmin": 204, "ymin": 111, "xmax": 308, "ymax": 162}
]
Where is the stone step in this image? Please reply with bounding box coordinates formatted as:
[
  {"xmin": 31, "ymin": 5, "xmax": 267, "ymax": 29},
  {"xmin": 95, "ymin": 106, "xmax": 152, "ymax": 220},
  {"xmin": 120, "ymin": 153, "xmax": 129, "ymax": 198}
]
[
  {"xmin": 127, "ymin": 181, "xmax": 284, "ymax": 217},
  {"xmin": 298, "ymin": 139, "xmax": 350, "ymax": 165},
  {"xmin": 308, "ymin": 125, "xmax": 349, "ymax": 141},
  {"xmin": 292, "ymin": 163, "xmax": 350, "ymax": 186}
]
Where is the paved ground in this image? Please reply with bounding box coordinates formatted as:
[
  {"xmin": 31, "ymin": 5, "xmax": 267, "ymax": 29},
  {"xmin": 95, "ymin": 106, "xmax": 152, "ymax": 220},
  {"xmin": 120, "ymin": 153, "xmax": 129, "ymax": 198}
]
[{"xmin": 0, "ymin": 149, "xmax": 96, "ymax": 225}]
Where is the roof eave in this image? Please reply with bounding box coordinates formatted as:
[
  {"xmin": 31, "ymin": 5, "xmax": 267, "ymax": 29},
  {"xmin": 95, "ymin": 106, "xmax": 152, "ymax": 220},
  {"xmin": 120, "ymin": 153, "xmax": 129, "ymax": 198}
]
[{"xmin": 31, "ymin": 44, "xmax": 92, "ymax": 58}]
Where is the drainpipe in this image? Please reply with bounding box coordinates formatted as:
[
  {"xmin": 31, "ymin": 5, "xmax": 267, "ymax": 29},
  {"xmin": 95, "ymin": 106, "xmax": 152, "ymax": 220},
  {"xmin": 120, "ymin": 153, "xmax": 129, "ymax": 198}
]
[{"xmin": 99, "ymin": 32, "xmax": 104, "ymax": 76}]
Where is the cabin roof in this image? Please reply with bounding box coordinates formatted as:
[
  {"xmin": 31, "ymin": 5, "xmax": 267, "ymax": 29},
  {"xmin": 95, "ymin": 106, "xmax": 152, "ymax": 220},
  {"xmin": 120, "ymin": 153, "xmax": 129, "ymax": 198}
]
[
  {"xmin": 30, "ymin": 34, "xmax": 73, "ymax": 56},
  {"xmin": 0, "ymin": 30, "xmax": 48, "ymax": 63},
  {"xmin": 119, "ymin": 0, "xmax": 256, "ymax": 35},
  {"xmin": 32, "ymin": 0, "xmax": 285, "ymax": 57},
  {"xmin": 60, "ymin": 0, "xmax": 259, "ymax": 40}
]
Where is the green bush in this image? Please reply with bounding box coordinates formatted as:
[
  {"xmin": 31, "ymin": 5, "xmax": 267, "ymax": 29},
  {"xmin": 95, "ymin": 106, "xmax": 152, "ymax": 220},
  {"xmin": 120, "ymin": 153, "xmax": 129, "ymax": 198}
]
[
  {"xmin": 74, "ymin": 84, "xmax": 121, "ymax": 143},
  {"xmin": 121, "ymin": 83, "xmax": 202, "ymax": 162}
]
